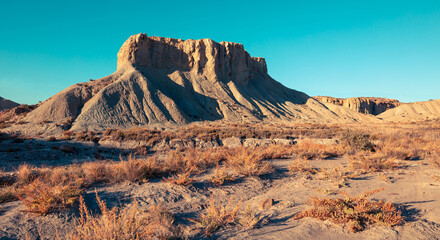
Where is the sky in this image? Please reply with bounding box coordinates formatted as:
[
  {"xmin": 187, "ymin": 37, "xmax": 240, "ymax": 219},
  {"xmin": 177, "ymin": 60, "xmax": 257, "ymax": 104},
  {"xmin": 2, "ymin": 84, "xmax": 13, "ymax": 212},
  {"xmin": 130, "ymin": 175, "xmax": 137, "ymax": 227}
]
[{"xmin": 1, "ymin": 0, "xmax": 439, "ymax": 104}]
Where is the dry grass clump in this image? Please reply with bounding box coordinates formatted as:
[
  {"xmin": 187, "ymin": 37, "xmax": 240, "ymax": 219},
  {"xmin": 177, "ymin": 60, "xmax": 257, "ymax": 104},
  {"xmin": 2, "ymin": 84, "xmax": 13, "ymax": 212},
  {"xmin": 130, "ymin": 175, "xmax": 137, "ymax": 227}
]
[
  {"xmin": 430, "ymin": 152, "xmax": 440, "ymax": 169},
  {"xmin": 291, "ymin": 140, "xmax": 346, "ymax": 160},
  {"xmin": 341, "ymin": 131, "xmax": 375, "ymax": 152},
  {"xmin": 113, "ymin": 155, "xmax": 161, "ymax": 182},
  {"xmin": 163, "ymin": 147, "xmax": 226, "ymax": 174},
  {"xmin": 74, "ymin": 130, "xmax": 101, "ymax": 143},
  {"xmin": 0, "ymin": 186, "xmax": 17, "ymax": 203},
  {"xmin": 15, "ymin": 179, "xmax": 82, "ymax": 215},
  {"xmin": 260, "ymin": 144, "xmax": 292, "ymax": 159},
  {"xmin": 17, "ymin": 164, "xmax": 39, "ymax": 184},
  {"xmin": 292, "ymin": 188, "xmax": 403, "ymax": 232},
  {"xmin": 143, "ymin": 204, "xmax": 182, "ymax": 239},
  {"xmin": 318, "ymin": 165, "xmax": 353, "ymax": 187},
  {"xmin": 288, "ymin": 158, "xmax": 317, "ymax": 175},
  {"xmin": 239, "ymin": 205, "xmax": 260, "ymax": 229},
  {"xmin": 226, "ymin": 147, "xmax": 274, "ymax": 177},
  {"xmin": 348, "ymin": 152, "xmax": 399, "ymax": 173},
  {"xmin": 190, "ymin": 197, "xmax": 241, "ymax": 236},
  {"xmin": 163, "ymin": 167, "xmax": 197, "ymax": 186},
  {"xmin": 209, "ymin": 164, "xmax": 237, "ymax": 186},
  {"xmin": 81, "ymin": 161, "xmax": 114, "ymax": 185},
  {"xmin": 68, "ymin": 194, "xmax": 156, "ymax": 240},
  {"xmin": 376, "ymin": 136, "xmax": 424, "ymax": 160}
]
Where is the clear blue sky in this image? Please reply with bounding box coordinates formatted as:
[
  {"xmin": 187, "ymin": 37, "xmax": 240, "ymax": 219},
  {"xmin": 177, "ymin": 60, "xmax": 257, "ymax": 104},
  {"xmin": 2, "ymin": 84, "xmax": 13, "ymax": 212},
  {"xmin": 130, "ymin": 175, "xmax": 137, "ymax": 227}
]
[{"xmin": 1, "ymin": 0, "xmax": 439, "ymax": 104}]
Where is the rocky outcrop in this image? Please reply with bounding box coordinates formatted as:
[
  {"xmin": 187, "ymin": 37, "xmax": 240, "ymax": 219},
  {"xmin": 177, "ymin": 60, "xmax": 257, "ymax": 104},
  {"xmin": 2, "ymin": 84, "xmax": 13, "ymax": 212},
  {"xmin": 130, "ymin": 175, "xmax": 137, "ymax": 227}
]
[
  {"xmin": 22, "ymin": 33, "xmax": 379, "ymax": 131},
  {"xmin": 313, "ymin": 96, "xmax": 401, "ymax": 115},
  {"xmin": 117, "ymin": 34, "xmax": 267, "ymax": 84},
  {"xmin": 0, "ymin": 97, "xmax": 19, "ymax": 111}
]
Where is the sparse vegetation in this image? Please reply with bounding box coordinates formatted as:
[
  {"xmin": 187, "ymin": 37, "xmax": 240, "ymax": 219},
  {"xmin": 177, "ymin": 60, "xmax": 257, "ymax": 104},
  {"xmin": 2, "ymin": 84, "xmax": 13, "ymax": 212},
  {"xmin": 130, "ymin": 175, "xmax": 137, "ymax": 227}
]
[
  {"xmin": 68, "ymin": 193, "xmax": 156, "ymax": 239},
  {"xmin": 163, "ymin": 167, "xmax": 197, "ymax": 186},
  {"xmin": 292, "ymin": 188, "xmax": 403, "ymax": 232},
  {"xmin": 288, "ymin": 158, "xmax": 317, "ymax": 175},
  {"xmin": 226, "ymin": 147, "xmax": 274, "ymax": 177},
  {"xmin": 190, "ymin": 197, "xmax": 241, "ymax": 236},
  {"xmin": 291, "ymin": 140, "xmax": 346, "ymax": 160},
  {"xmin": 318, "ymin": 165, "xmax": 353, "ymax": 187},
  {"xmin": 342, "ymin": 131, "xmax": 375, "ymax": 152},
  {"xmin": 15, "ymin": 179, "xmax": 82, "ymax": 215},
  {"xmin": 209, "ymin": 164, "xmax": 237, "ymax": 186},
  {"xmin": 348, "ymin": 152, "xmax": 399, "ymax": 173},
  {"xmin": 239, "ymin": 205, "xmax": 260, "ymax": 229}
]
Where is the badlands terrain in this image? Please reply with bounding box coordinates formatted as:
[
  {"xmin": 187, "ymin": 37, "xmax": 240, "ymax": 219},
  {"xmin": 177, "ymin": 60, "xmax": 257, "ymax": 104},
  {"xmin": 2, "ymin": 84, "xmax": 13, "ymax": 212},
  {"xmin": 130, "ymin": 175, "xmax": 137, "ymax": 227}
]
[{"xmin": 0, "ymin": 34, "xmax": 440, "ymax": 239}]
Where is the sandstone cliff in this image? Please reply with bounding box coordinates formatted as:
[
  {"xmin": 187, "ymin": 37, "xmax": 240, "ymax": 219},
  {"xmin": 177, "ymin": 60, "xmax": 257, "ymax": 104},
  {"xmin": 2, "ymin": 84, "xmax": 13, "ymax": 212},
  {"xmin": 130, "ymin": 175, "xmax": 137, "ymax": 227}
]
[
  {"xmin": 23, "ymin": 33, "xmax": 378, "ymax": 131},
  {"xmin": 0, "ymin": 97, "xmax": 19, "ymax": 111},
  {"xmin": 313, "ymin": 96, "xmax": 401, "ymax": 115}
]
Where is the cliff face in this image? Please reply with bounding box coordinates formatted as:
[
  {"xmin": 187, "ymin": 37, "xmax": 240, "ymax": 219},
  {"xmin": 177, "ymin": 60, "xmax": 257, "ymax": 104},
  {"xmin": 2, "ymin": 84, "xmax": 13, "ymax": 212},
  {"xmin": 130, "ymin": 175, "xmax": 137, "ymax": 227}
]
[
  {"xmin": 313, "ymin": 96, "xmax": 401, "ymax": 115},
  {"xmin": 23, "ymin": 33, "xmax": 378, "ymax": 131},
  {"xmin": 116, "ymin": 34, "xmax": 267, "ymax": 84}
]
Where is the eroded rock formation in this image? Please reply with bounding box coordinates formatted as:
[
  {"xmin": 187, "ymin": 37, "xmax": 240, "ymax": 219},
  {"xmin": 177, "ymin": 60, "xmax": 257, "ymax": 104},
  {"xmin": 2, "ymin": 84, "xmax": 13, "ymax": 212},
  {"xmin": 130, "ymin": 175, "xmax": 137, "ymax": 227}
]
[
  {"xmin": 313, "ymin": 96, "xmax": 401, "ymax": 115},
  {"xmin": 22, "ymin": 33, "xmax": 378, "ymax": 131}
]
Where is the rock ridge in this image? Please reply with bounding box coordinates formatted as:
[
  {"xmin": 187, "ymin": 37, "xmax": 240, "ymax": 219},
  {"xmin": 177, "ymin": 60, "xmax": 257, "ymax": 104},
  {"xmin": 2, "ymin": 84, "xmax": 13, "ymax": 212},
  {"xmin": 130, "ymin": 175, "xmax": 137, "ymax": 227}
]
[{"xmin": 313, "ymin": 96, "xmax": 401, "ymax": 115}]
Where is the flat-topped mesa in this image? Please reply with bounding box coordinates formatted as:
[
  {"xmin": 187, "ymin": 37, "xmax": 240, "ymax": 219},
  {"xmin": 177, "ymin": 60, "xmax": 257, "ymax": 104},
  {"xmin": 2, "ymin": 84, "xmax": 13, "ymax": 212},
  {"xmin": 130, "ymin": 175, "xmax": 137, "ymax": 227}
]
[{"xmin": 117, "ymin": 33, "xmax": 267, "ymax": 83}]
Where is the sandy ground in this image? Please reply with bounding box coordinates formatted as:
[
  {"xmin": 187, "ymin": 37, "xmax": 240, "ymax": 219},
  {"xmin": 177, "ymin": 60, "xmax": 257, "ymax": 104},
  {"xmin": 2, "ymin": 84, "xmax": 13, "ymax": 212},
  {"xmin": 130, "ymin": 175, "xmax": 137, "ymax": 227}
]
[{"xmin": 1, "ymin": 148, "xmax": 439, "ymax": 239}]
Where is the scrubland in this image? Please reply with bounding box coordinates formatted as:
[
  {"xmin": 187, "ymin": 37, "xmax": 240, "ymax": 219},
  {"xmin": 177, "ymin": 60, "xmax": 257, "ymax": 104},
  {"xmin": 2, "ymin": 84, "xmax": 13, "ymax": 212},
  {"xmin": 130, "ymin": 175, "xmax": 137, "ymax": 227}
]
[{"xmin": 0, "ymin": 120, "xmax": 440, "ymax": 239}]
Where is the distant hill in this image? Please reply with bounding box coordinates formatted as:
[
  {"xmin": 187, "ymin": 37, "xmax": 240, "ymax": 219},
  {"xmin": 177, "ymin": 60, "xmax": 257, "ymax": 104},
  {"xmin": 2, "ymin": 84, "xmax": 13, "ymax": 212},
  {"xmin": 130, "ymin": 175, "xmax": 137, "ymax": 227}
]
[
  {"xmin": 0, "ymin": 97, "xmax": 19, "ymax": 111},
  {"xmin": 22, "ymin": 33, "xmax": 376, "ymax": 131},
  {"xmin": 378, "ymin": 99, "xmax": 440, "ymax": 122},
  {"xmin": 313, "ymin": 96, "xmax": 401, "ymax": 115}
]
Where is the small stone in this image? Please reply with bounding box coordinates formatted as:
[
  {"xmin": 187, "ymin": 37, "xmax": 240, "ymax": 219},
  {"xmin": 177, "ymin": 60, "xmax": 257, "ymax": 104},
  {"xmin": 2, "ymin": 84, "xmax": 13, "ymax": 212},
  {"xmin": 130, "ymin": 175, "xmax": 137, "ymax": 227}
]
[{"xmin": 259, "ymin": 198, "xmax": 275, "ymax": 210}]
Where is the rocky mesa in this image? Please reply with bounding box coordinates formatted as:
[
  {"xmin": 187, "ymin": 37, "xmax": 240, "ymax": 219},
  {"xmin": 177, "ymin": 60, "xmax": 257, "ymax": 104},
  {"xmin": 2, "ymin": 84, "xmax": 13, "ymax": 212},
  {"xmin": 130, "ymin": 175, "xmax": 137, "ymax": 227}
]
[
  {"xmin": 21, "ymin": 33, "xmax": 376, "ymax": 132},
  {"xmin": 313, "ymin": 96, "xmax": 401, "ymax": 115}
]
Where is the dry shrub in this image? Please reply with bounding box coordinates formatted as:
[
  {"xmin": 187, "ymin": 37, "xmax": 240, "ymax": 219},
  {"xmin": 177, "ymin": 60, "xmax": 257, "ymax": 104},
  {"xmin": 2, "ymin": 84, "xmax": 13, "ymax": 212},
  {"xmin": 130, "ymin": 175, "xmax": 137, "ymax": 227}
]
[
  {"xmin": 341, "ymin": 131, "xmax": 375, "ymax": 152},
  {"xmin": 239, "ymin": 205, "xmax": 260, "ymax": 229},
  {"xmin": 288, "ymin": 158, "xmax": 317, "ymax": 175},
  {"xmin": 377, "ymin": 136, "xmax": 424, "ymax": 160},
  {"xmin": 292, "ymin": 188, "xmax": 403, "ymax": 232},
  {"xmin": 291, "ymin": 140, "xmax": 346, "ymax": 160},
  {"xmin": 113, "ymin": 155, "xmax": 160, "ymax": 183},
  {"xmin": 163, "ymin": 167, "xmax": 196, "ymax": 186},
  {"xmin": 190, "ymin": 197, "xmax": 241, "ymax": 236},
  {"xmin": 348, "ymin": 152, "xmax": 399, "ymax": 173},
  {"xmin": 144, "ymin": 204, "xmax": 181, "ymax": 239},
  {"xmin": 82, "ymin": 161, "xmax": 113, "ymax": 185},
  {"xmin": 209, "ymin": 164, "xmax": 236, "ymax": 186},
  {"xmin": 0, "ymin": 186, "xmax": 17, "ymax": 203},
  {"xmin": 81, "ymin": 156, "xmax": 162, "ymax": 185},
  {"xmin": 260, "ymin": 144, "xmax": 291, "ymax": 159},
  {"xmin": 15, "ymin": 179, "xmax": 82, "ymax": 215},
  {"xmin": 226, "ymin": 147, "xmax": 274, "ymax": 177},
  {"xmin": 68, "ymin": 194, "xmax": 156, "ymax": 240},
  {"xmin": 17, "ymin": 164, "xmax": 38, "ymax": 184},
  {"xmin": 318, "ymin": 165, "xmax": 353, "ymax": 187},
  {"xmin": 164, "ymin": 148, "xmax": 227, "ymax": 174}
]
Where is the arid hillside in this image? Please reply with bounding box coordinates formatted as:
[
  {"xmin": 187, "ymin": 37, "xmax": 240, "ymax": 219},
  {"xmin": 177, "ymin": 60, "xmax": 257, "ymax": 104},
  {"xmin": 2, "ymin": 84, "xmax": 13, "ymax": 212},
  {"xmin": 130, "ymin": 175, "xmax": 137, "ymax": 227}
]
[
  {"xmin": 378, "ymin": 99, "xmax": 440, "ymax": 122},
  {"xmin": 19, "ymin": 34, "xmax": 376, "ymax": 133},
  {"xmin": 0, "ymin": 97, "xmax": 19, "ymax": 111}
]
